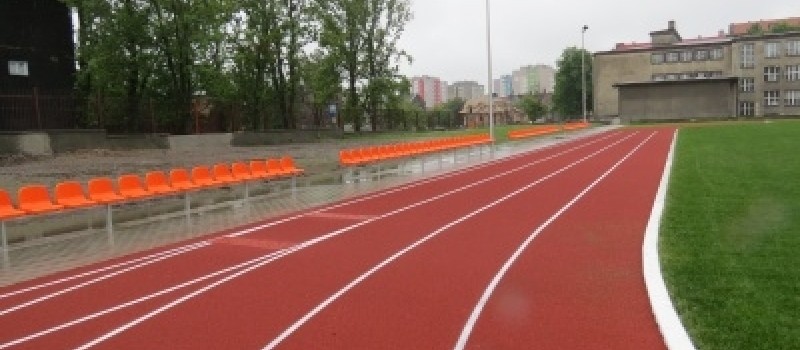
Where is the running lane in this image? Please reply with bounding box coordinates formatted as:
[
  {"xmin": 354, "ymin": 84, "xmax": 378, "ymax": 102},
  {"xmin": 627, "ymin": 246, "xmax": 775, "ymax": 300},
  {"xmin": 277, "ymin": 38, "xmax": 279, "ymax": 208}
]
[
  {"xmin": 0, "ymin": 129, "xmax": 674, "ymax": 349},
  {"xmin": 257, "ymin": 129, "xmax": 672, "ymax": 350}
]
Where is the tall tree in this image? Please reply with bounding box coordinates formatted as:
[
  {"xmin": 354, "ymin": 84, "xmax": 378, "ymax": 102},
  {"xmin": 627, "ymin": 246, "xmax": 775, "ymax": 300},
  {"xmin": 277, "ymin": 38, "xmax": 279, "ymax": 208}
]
[
  {"xmin": 516, "ymin": 94, "xmax": 547, "ymax": 122},
  {"xmin": 553, "ymin": 47, "xmax": 592, "ymax": 119}
]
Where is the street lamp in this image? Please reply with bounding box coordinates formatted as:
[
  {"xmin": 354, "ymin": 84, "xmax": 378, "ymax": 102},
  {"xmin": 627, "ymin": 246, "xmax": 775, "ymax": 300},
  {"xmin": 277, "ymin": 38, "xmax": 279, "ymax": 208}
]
[
  {"xmin": 486, "ymin": 0, "xmax": 494, "ymax": 143},
  {"xmin": 581, "ymin": 24, "xmax": 589, "ymax": 124}
]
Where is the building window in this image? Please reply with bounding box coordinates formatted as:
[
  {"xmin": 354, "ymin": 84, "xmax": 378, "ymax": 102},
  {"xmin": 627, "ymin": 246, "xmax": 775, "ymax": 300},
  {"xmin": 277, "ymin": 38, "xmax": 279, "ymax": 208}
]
[
  {"xmin": 765, "ymin": 42, "xmax": 781, "ymax": 58},
  {"xmin": 785, "ymin": 90, "xmax": 800, "ymax": 106},
  {"xmin": 651, "ymin": 53, "xmax": 664, "ymax": 64},
  {"xmin": 788, "ymin": 40, "xmax": 800, "ymax": 56},
  {"xmin": 740, "ymin": 77, "xmax": 755, "ymax": 92},
  {"xmin": 741, "ymin": 43, "xmax": 755, "ymax": 68},
  {"xmin": 739, "ymin": 101, "xmax": 755, "ymax": 116},
  {"xmin": 680, "ymin": 72, "xmax": 692, "ymax": 80},
  {"xmin": 710, "ymin": 71, "xmax": 723, "ymax": 77},
  {"xmin": 764, "ymin": 66, "xmax": 781, "ymax": 82},
  {"xmin": 764, "ymin": 90, "xmax": 780, "ymax": 106},
  {"xmin": 665, "ymin": 73, "xmax": 678, "ymax": 80},
  {"xmin": 786, "ymin": 65, "xmax": 800, "ymax": 81},
  {"xmin": 680, "ymin": 51, "xmax": 693, "ymax": 62},
  {"xmin": 8, "ymin": 61, "xmax": 29, "ymax": 76},
  {"xmin": 666, "ymin": 52, "xmax": 680, "ymax": 63},
  {"xmin": 695, "ymin": 49, "xmax": 709, "ymax": 60},
  {"xmin": 652, "ymin": 74, "xmax": 665, "ymax": 81},
  {"xmin": 696, "ymin": 71, "xmax": 710, "ymax": 79},
  {"xmin": 710, "ymin": 48, "xmax": 724, "ymax": 60}
]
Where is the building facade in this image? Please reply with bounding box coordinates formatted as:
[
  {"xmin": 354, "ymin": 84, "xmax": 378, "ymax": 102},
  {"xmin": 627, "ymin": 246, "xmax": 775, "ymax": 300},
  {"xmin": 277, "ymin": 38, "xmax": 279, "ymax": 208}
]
[
  {"xmin": 447, "ymin": 81, "xmax": 485, "ymax": 101},
  {"xmin": 594, "ymin": 19, "xmax": 800, "ymax": 120},
  {"xmin": 492, "ymin": 75, "xmax": 513, "ymax": 97},
  {"xmin": 511, "ymin": 65, "xmax": 555, "ymax": 95},
  {"xmin": 411, "ymin": 75, "xmax": 448, "ymax": 109}
]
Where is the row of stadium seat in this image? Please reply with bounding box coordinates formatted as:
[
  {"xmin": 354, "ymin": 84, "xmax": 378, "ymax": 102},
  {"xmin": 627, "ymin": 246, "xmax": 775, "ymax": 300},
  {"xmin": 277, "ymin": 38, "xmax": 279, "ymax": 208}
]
[
  {"xmin": 0, "ymin": 156, "xmax": 304, "ymax": 220},
  {"xmin": 339, "ymin": 134, "xmax": 491, "ymax": 167},
  {"xmin": 507, "ymin": 122, "xmax": 591, "ymax": 141}
]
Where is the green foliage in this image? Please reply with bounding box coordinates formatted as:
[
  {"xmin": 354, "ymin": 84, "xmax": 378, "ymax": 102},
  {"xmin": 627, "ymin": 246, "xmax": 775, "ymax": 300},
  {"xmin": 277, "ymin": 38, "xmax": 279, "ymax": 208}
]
[
  {"xmin": 64, "ymin": 0, "xmax": 411, "ymax": 133},
  {"xmin": 437, "ymin": 97, "xmax": 466, "ymax": 114},
  {"xmin": 747, "ymin": 23, "xmax": 764, "ymax": 35},
  {"xmin": 516, "ymin": 94, "xmax": 547, "ymax": 121},
  {"xmin": 768, "ymin": 21, "xmax": 800, "ymax": 34},
  {"xmin": 553, "ymin": 47, "xmax": 592, "ymax": 118},
  {"xmin": 661, "ymin": 121, "xmax": 800, "ymax": 349}
]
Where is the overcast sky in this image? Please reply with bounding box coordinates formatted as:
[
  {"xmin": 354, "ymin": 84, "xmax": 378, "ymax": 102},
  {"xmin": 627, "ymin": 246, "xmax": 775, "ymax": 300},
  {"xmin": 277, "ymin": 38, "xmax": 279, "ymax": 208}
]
[{"xmin": 398, "ymin": 0, "xmax": 797, "ymax": 84}]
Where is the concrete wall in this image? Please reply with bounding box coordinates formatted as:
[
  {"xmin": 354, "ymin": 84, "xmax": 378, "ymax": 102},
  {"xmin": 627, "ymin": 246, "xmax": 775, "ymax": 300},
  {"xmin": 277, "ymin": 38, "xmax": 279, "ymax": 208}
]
[
  {"xmin": 618, "ymin": 80, "xmax": 737, "ymax": 121},
  {"xmin": 0, "ymin": 132, "xmax": 52, "ymax": 155},
  {"xmin": 232, "ymin": 129, "xmax": 343, "ymax": 146},
  {"xmin": 593, "ymin": 51, "xmax": 651, "ymax": 117}
]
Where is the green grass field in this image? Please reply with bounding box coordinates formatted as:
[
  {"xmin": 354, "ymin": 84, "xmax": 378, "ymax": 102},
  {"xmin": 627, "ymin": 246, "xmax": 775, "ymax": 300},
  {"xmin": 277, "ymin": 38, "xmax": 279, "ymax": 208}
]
[
  {"xmin": 342, "ymin": 124, "xmax": 557, "ymax": 144},
  {"xmin": 660, "ymin": 121, "xmax": 800, "ymax": 349}
]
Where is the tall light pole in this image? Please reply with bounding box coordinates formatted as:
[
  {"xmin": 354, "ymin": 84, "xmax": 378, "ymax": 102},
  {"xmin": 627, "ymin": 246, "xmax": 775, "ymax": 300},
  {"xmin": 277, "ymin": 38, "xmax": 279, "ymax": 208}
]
[
  {"xmin": 581, "ymin": 24, "xmax": 589, "ymax": 124},
  {"xmin": 486, "ymin": 0, "xmax": 494, "ymax": 143}
]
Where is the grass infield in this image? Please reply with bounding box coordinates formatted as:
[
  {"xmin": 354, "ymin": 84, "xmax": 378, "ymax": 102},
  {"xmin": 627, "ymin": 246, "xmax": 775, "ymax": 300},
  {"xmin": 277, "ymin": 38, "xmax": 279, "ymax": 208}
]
[{"xmin": 660, "ymin": 120, "xmax": 800, "ymax": 349}]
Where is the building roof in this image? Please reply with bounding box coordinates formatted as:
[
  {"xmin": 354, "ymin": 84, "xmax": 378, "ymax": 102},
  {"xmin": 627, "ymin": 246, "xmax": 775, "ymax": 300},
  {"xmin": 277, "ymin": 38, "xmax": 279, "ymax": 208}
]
[
  {"xmin": 729, "ymin": 17, "xmax": 800, "ymax": 36},
  {"xmin": 609, "ymin": 34, "xmax": 731, "ymax": 53}
]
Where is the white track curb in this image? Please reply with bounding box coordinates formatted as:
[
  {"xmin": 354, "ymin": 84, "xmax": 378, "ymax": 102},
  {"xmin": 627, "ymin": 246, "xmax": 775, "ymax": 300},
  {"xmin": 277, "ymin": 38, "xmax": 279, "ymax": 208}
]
[{"xmin": 643, "ymin": 130, "xmax": 696, "ymax": 350}]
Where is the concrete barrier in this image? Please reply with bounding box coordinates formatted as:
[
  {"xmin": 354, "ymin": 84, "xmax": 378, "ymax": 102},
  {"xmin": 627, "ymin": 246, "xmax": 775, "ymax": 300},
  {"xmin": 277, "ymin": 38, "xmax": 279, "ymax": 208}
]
[{"xmin": 232, "ymin": 129, "xmax": 343, "ymax": 146}]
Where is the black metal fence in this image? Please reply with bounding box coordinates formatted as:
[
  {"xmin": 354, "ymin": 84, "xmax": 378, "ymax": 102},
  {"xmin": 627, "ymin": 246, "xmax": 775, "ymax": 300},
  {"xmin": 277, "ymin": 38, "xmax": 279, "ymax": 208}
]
[{"xmin": 0, "ymin": 89, "xmax": 461, "ymax": 134}]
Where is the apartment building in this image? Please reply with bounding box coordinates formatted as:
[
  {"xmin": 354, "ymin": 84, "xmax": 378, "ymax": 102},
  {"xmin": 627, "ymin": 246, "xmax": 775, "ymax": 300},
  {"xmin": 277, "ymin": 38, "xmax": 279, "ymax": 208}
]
[
  {"xmin": 493, "ymin": 75, "xmax": 513, "ymax": 97},
  {"xmin": 447, "ymin": 81, "xmax": 485, "ymax": 101},
  {"xmin": 411, "ymin": 75, "xmax": 448, "ymax": 109},
  {"xmin": 594, "ymin": 18, "xmax": 800, "ymax": 121},
  {"xmin": 511, "ymin": 65, "xmax": 555, "ymax": 95}
]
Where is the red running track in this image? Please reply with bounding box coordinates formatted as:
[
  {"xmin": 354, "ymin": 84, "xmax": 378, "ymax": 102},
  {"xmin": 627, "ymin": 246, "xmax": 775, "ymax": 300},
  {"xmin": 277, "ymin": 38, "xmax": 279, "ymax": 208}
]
[{"xmin": 0, "ymin": 128, "xmax": 674, "ymax": 349}]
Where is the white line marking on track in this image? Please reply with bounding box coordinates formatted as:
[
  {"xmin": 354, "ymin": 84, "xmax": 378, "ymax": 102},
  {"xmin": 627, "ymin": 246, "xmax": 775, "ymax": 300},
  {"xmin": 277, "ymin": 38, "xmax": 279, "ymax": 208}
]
[
  {"xmin": 258, "ymin": 132, "xmax": 643, "ymax": 350},
  {"xmin": 0, "ymin": 132, "xmax": 618, "ymax": 302},
  {"xmin": 642, "ymin": 130, "xmax": 696, "ymax": 350},
  {"xmin": 453, "ymin": 131, "xmax": 657, "ymax": 350},
  {"xmin": 66, "ymin": 133, "xmax": 637, "ymax": 350}
]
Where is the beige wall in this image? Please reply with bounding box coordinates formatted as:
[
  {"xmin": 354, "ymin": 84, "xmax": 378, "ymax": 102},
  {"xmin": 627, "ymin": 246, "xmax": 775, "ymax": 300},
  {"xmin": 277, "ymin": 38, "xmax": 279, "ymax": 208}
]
[
  {"xmin": 617, "ymin": 80, "xmax": 737, "ymax": 121},
  {"xmin": 593, "ymin": 51, "xmax": 650, "ymax": 117}
]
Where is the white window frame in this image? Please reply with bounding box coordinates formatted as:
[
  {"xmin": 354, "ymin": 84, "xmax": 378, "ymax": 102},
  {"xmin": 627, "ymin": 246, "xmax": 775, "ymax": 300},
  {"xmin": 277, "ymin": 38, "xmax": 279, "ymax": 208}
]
[
  {"xmin": 764, "ymin": 90, "xmax": 780, "ymax": 106},
  {"xmin": 788, "ymin": 40, "xmax": 800, "ymax": 56},
  {"xmin": 785, "ymin": 90, "xmax": 800, "ymax": 107},
  {"xmin": 739, "ymin": 101, "xmax": 755, "ymax": 116},
  {"xmin": 8, "ymin": 60, "xmax": 29, "ymax": 76},
  {"xmin": 651, "ymin": 53, "xmax": 664, "ymax": 64},
  {"xmin": 764, "ymin": 66, "xmax": 781, "ymax": 82},
  {"xmin": 710, "ymin": 48, "xmax": 724, "ymax": 60},
  {"xmin": 765, "ymin": 42, "xmax": 781, "ymax": 58},
  {"xmin": 680, "ymin": 51, "xmax": 693, "ymax": 62},
  {"xmin": 740, "ymin": 77, "xmax": 755, "ymax": 92},
  {"xmin": 666, "ymin": 52, "xmax": 680, "ymax": 63},
  {"xmin": 741, "ymin": 43, "xmax": 755, "ymax": 68},
  {"xmin": 695, "ymin": 49, "xmax": 709, "ymax": 60},
  {"xmin": 786, "ymin": 65, "xmax": 800, "ymax": 81}
]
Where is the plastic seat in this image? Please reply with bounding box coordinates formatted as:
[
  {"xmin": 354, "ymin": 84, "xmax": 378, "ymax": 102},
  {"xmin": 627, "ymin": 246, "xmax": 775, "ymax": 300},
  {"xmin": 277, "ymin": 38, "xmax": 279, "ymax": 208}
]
[
  {"xmin": 212, "ymin": 163, "xmax": 240, "ymax": 183},
  {"xmin": 231, "ymin": 162, "xmax": 255, "ymax": 181},
  {"xmin": 54, "ymin": 181, "xmax": 97, "ymax": 208},
  {"xmin": 87, "ymin": 177, "xmax": 125, "ymax": 204},
  {"xmin": 145, "ymin": 171, "xmax": 180, "ymax": 194},
  {"xmin": 266, "ymin": 158, "xmax": 292, "ymax": 177},
  {"xmin": 191, "ymin": 166, "xmax": 223, "ymax": 187},
  {"xmin": 118, "ymin": 174, "xmax": 153, "ymax": 199},
  {"xmin": 17, "ymin": 185, "xmax": 65, "ymax": 214},
  {"xmin": 169, "ymin": 168, "xmax": 201, "ymax": 190},
  {"xmin": 249, "ymin": 160, "xmax": 271, "ymax": 179},
  {"xmin": 0, "ymin": 189, "xmax": 25, "ymax": 219},
  {"xmin": 280, "ymin": 156, "xmax": 304, "ymax": 175}
]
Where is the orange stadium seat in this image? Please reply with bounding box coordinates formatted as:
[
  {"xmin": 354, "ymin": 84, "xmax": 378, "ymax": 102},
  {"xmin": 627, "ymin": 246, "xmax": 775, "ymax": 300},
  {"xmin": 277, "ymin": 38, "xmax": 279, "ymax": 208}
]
[
  {"xmin": 145, "ymin": 171, "xmax": 180, "ymax": 195},
  {"xmin": 17, "ymin": 185, "xmax": 65, "ymax": 214},
  {"xmin": 54, "ymin": 181, "xmax": 97, "ymax": 208},
  {"xmin": 212, "ymin": 164, "xmax": 240, "ymax": 184},
  {"xmin": 249, "ymin": 160, "xmax": 271, "ymax": 179},
  {"xmin": 266, "ymin": 158, "xmax": 292, "ymax": 177},
  {"xmin": 280, "ymin": 156, "xmax": 304, "ymax": 176},
  {"xmin": 191, "ymin": 166, "xmax": 223, "ymax": 187},
  {"xmin": 117, "ymin": 174, "xmax": 153, "ymax": 199},
  {"xmin": 169, "ymin": 168, "xmax": 201, "ymax": 191},
  {"xmin": 231, "ymin": 162, "xmax": 255, "ymax": 181},
  {"xmin": 87, "ymin": 177, "xmax": 125, "ymax": 204},
  {"xmin": 0, "ymin": 189, "xmax": 25, "ymax": 220}
]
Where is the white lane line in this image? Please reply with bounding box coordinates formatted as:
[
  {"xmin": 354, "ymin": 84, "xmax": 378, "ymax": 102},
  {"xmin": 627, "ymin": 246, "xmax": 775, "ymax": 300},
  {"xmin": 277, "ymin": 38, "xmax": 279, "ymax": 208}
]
[
  {"xmin": 259, "ymin": 132, "xmax": 643, "ymax": 350},
  {"xmin": 642, "ymin": 130, "xmax": 696, "ymax": 350},
  {"xmin": 0, "ymin": 132, "xmax": 617, "ymax": 301},
  {"xmin": 70, "ymin": 133, "xmax": 637, "ymax": 350},
  {"xmin": 0, "ymin": 242, "xmax": 209, "ymax": 316},
  {"xmin": 453, "ymin": 131, "xmax": 657, "ymax": 350}
]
